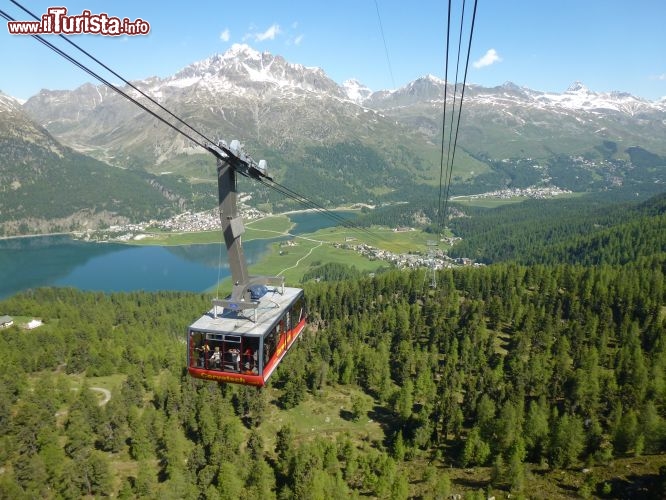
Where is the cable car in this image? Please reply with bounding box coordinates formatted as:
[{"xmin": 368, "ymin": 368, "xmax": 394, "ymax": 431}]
[
  {"xmin": 187, "ymin": 140, "xmax": 307, "ymax": 386},
  {"xmin": 187, "ymin": 285, "xmax": 306, "ymax": 386}
]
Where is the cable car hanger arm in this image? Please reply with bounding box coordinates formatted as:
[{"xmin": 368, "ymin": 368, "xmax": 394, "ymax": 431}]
[{"xmin": 212, "ymin": 139, "xmax": 283, "ymax": 319}]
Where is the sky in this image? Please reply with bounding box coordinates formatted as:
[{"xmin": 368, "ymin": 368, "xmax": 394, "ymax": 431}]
[{"xmin": 1, "ymin": 0, "xmax": 665, "ymax": 102}]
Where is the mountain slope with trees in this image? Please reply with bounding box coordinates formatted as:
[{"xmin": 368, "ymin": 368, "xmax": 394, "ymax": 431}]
[
  {"xmin": 448, "ymin": 191, "xmax": 666, "ymax": 265},
  {"xmin": 1, "ymin": 247, "xmax": 665, "ymax": 497},
  {"xmin": 0, "ymin": 93, "xmax": 200, "ymax": 236},
  {"xmin": 17, "ymin": 45, "xmax": 666, "ymax": 219}
]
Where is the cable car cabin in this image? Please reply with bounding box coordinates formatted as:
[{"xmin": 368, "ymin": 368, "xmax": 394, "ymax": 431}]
[{"xmin": 187, "ymin": 286, "xmax": 306, "ymax": 386}]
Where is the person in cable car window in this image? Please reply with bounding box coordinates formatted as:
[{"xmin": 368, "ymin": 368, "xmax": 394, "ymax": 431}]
[
  {"xmin": 189, "ymin": 338, "xmax": 197, "ymax": 366},
  {"xmin": 198, "ymin": 343, "xmax": 210, "ymax": 367},
  {"xmin": 243, "ymin": 347, "xmax": 253, "ymax": 371},
  {"xmin": 210, "ymin": 346, "xmax": 221, "ymax": 369},
  {"xmin": 229, "ymin": 348, "xmax": 240, "ymax": 371}
]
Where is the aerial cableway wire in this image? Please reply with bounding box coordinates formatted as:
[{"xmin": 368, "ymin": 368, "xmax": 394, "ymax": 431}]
[
  {"xmin": 9, "ymin": 0, "xmax": 216, "ymax": 151},
  {"xmin": 442, "ymin": 0, "xmax": 468, "ymax": 226},
  {"xmin": 436, "ymin": 0, "xmax": 453, "ymax": 234},
  {"xmin": 2, "ymin": 3, "xmax": 389, "ymax": 246},
  {"xmin": 259, "ymin": 177, "xmax": 382, "ymax": 241},
  {"xmin": 0, "ymin": 9, "xmax": 209, "ymax": 153},
  {"xmin": 440, "ymin": 1, "xmax": 466, "ymax": 209},
  {"xmin": 441, "ymin": 0, "xmax": 478, "ymax": 226},
  {"xmin": 254, "ymin": 176, "xmax": 404, "ymax": 254},
  {"xmin": 373, "ymin": 0, "xmax": 396, "ymax": 89},
  {"xmin": 436, "ymin": 0, "xmax": 478, "ymax": 233}
]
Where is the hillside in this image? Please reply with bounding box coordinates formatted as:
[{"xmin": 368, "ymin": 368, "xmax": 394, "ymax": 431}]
[
  {"xmin": 0, "ymin": 92, "xmax": 208, "ymax": 236},
  {"xmin": 18, "ymin": 45, "xmax": 666, "ymax": 217},
  {"xmin": 1, "ymin": 254, "xmax": 666, "ymax": 497},
  {"xmin": 447, "ymin": 191, "xmax": 666, "ymax": 265}
]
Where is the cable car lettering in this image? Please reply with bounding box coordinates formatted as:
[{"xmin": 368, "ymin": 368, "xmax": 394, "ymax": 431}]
[{"xmin": 187, "ymin": 141, "xmax": 308, "ymax": 387}]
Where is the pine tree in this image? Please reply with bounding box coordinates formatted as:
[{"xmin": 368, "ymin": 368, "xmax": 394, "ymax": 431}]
[{"xmin": 392, "ymin": 430, "xmax": 405, "ymax": 460}]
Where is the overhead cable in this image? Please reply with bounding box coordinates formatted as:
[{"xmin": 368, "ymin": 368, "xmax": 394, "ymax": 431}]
[
  {"xmin": 1, "ymin": 4, "xmax": 378, "ymax": 241},
  {"xmin": 436, "ymin": 0, "xmax": 454, "ymax": 234},
  {"xmin": 441, "ymin": 0, "xmax": 478, "ymax": 224},
  {"xmin": 9, "ymin": 0, "xmax": 213, "ymax": 149},
  {"xmin": 0, "ymin": 8, "xmax": 209, "ymax": 152}
]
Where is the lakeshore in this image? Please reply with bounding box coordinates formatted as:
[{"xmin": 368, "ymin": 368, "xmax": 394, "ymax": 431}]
[
  {"xmin": 0, "ymin": 210, "xmax": 372, "ymax": 299},
  {"xmin": 0, "ymin": 208, "xmax": 470, "ymax": 300}
]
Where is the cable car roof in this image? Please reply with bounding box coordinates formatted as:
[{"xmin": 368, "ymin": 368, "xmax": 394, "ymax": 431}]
[{"xmin": 189, "ymin": 286, "xmax": 303, "ymax": 337}]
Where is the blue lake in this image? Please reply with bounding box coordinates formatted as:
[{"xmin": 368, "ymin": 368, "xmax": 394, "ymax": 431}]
[{"xmin": 0, "ymin": 210, "xmax": 356, "ymax": 299}]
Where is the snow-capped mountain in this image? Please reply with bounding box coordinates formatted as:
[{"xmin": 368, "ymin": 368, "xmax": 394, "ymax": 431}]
[
  {"xmin": 362, "ymin": 76, "xmax": 666, "ymax": 159},
  {"xmin": 6, "ymin": 44, "xmax": 666, "ymax": 232},
  {"xmin": 161, "ymin": 44, "xmax": 346, "ymax": 99},
  {"xmin": 21, "ymin": 44, "xmax": 666, "ymax": 181},
  {"xmin": 365, "ymin": 76, "xmax": 665, "ymax": 115},
  {"xmin": 23, "ymin": 43, "xmax": 405, "ymax": 168},
  {"xmin": 342, "ymin": 79, "xmax": 373, "ymax": 104}
]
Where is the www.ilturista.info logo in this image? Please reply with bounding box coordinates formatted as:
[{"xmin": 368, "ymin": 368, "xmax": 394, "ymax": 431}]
[{"xmin": 7, "ymin": 7, "xmax": 150, "ymax": 36}]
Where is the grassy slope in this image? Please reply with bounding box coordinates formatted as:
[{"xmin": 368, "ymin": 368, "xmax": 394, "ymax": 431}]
[{"xmin": 32, "ymin": 367, "xmax": 666, "ymax": 498}]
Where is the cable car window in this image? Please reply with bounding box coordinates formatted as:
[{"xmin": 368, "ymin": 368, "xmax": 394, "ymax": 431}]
[
  {"xmin": 189, "ymin": 331, "xmax": 207, "ymax": 368},
  {"xmin": 264, "ymin": 326, "xmax": 278, "ymax": 366},
  {"xmin": 223, "ymin": 336, "xmax": 241, "ymax": 372},
  {"xmin": 291, "ymin": 295, "xmax": 305, "ymax": 326},
  {"xmin": 242, "ymin": 337, "xmax": 260, "ymax": 374}
]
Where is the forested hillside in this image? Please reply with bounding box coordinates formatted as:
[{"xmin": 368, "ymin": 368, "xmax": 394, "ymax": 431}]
[
  {"xmin": 0, "ymin": 95, "xmax": 201, "ymax": 236},
  {"xmin": 2, "ymin": 251, "xmax": 666, "ymax": 497},
  {"xmin": 448, "ymin": 191, "xmax": 666, "ymax": 265}
]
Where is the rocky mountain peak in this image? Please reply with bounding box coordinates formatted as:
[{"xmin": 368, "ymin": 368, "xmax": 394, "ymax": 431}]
[
  {"xmin": 0, "ymin": 91, "xmax": 21, "ymax": 113},
  {"xmin": 164, "ymin": 44, "xmax": 343, "ymax": 98},
  {"xmin": 223, "ymin": 43, "xmax": 262, "ymax": 61},
  {"xmin": 498, "ymin": 81, "xmax": 523, "ymax": 92},
  {"xmin": 423, "ymin": 74, "xmax": 446, "ymax": 85},
  {"xmin": 566, "ymin": 81, "xmax": 590, "ymax": 93},
  {"xmin": 343, "ymin": 79, "xmax": 372, "ymax": 103}
]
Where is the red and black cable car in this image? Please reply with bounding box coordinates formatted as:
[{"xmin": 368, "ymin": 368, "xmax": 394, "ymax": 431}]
[
  {"xmin": 188, "ymin": 285, "xmax": 306, "ymax": 386},
  {"xmin": 187, "ymin": 140, "xmax": 307, "ymax": 386}
]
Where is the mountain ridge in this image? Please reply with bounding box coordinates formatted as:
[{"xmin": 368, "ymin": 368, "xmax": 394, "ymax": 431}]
[
  {"xmin": 3, "ymin": 44, "xmax": 665, "ymax": 233},
  {"xmin": 0, "ymin": 95, "xmax": 189, "ymax": 236},
  {"xmin": 21, "ymin": 43, "xmax": 666, "ymax": 174}
]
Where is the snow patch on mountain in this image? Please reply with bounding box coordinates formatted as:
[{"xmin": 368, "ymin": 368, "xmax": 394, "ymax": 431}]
[
  {"xmin": 0, "ymin": 92, "xmax": 22, "ymax": 113},
  {"xmin": 224, "ymin": 43, "xmax": 262, "ymax": 61},
  {"xmin": 343, "ymin": 79, "xmax": 372, "ymax": 103},
  {"xmin": 166, "ymin": 76, "xmax": 202, "ymax": 89},
  {"xmin": 423, "ymin": 74, "xmax": 447, "ymax": 85},
  {"xmin": 533, "ymin": 82, "xmax": 653, "ymax": 115}
]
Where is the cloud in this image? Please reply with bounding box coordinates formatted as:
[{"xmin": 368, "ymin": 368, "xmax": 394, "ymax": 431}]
[
  {"xmin": 219, "ymin": 28, "xmax": 230, "ymax": 42},
  {"xmin": 250, "ymin": 23, "xmax": 281, "ymax": 42},
  {"xmin": 473, "ymin": 49, "xmax": 502, "ymax": 69},
  {"xmin": 655, "ymin": 73, "xmax": 666, "ymax": 81},
  {"xmin": 293, "ymin": 34, "xmax": 304, "ymax": 46}
]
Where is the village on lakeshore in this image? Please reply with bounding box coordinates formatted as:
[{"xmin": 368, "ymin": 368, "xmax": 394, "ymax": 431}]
[{"xmin": 72, "ymin": 185, "xmax": 567, "ymax": 272}]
